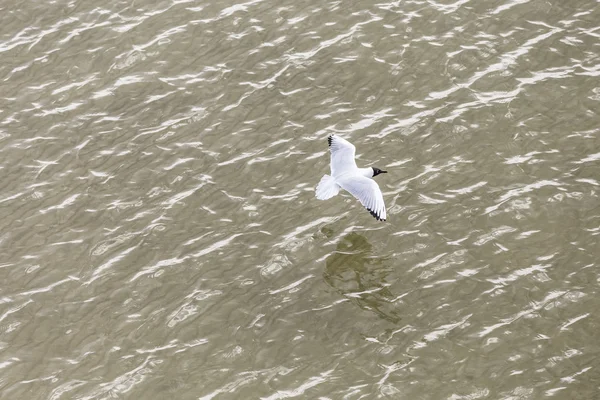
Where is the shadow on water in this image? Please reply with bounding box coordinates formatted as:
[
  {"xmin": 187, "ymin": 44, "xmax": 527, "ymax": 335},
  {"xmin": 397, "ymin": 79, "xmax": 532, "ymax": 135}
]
[{"xmin": 324, "ymin": 232, "xmax": 401, "ymax": 324}]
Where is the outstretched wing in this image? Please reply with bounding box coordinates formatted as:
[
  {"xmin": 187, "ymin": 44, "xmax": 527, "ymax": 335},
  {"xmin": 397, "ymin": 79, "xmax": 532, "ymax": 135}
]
[
  {"xmin": 337, "ymin": 175, "xmax": 387, "ymax": 221},
  {"xmin": 328, "ymin": 134, "xmax": 357, "ymax": 177}
]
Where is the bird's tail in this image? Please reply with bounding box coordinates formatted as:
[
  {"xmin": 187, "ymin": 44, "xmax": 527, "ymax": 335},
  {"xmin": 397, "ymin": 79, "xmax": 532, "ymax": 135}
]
[{"xmin": 316, "ymin": 174, "xmax": 340, "ymax": 200}]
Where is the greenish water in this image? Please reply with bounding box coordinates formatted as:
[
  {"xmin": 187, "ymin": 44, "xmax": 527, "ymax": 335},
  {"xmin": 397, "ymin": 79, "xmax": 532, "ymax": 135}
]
[{"xmin": 1, "ymin": 0, "xmax": 599, "ymax": 398}]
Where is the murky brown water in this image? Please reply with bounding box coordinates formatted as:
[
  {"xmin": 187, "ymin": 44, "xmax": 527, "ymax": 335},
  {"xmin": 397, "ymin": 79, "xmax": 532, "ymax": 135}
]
[{"xmin": 1, "ymin": 0, "xmax": 600, "ymax": 398}]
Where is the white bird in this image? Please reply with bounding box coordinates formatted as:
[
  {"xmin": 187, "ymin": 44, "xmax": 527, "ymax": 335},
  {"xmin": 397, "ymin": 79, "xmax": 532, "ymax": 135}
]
[{"xmin": 316, "ymin": 134, "xmax": 387, "ymax": 221}]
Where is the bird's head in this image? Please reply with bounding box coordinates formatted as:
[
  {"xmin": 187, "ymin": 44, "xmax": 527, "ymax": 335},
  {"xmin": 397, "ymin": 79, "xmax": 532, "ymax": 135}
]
[{"xmin": 372, "ymin": 167, "xmax": 388, "ymax": 177}]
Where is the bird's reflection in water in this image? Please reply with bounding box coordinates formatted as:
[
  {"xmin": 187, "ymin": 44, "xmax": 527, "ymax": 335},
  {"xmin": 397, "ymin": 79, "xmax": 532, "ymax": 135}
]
[{"xmin": 324, "ymin": 232, "xmax": 400, "ymax": 324}]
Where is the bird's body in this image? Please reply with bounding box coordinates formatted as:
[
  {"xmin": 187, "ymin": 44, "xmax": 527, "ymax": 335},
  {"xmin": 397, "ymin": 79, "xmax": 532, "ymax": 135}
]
[{"xmin": 316, "ymin": 135, "xmax": 387, "ymax": 221}]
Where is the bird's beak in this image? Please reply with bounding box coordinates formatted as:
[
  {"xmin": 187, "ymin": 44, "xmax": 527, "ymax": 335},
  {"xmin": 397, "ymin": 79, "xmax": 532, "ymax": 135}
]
[{"xmin": 381, "ymin": 170, "xmax": 388, "ymax": 173}]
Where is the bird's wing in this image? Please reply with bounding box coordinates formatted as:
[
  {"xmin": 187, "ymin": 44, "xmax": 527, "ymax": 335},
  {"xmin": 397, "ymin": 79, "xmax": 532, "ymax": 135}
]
[
  {"xmin": 337, "ymin": 175, "xmax": 387, "ymax": 221},
  {"xmin": 328, "ymin": 134, "xmax": 357, "ymax": 177}
]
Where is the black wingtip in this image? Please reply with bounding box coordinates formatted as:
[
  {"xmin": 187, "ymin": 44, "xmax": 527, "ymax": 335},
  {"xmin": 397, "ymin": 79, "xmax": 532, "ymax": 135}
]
[
  {"xmin": 366, "ymin": 207, "xmax": 386, "ymax": 221},
  {"xmin": 327, "ymin": 135, "xmax": 333, "ymax": 146}
]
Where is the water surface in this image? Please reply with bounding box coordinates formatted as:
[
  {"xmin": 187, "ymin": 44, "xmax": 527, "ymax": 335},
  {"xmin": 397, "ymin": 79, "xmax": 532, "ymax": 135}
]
[{"xmin": 1, "ymin": 0, "xmax": 599, "ymax": 398}]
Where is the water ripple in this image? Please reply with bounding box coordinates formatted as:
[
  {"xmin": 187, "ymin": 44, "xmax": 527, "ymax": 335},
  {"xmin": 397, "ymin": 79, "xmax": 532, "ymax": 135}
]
[{"xmin": 0, "ymin": 0, "xmax": 599, "ymax": 398}]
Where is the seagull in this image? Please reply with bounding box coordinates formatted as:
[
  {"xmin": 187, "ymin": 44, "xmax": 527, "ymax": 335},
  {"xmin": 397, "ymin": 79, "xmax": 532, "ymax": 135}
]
[{"xmin": 316, "ymin": 134, "xmax": 387, "ymax": 221}]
